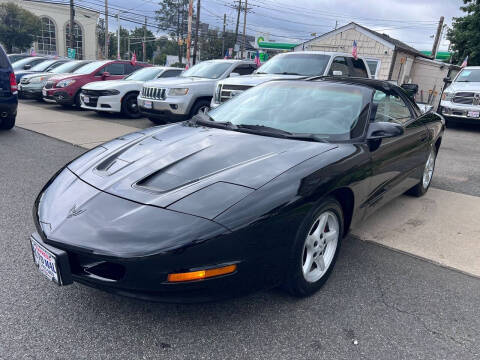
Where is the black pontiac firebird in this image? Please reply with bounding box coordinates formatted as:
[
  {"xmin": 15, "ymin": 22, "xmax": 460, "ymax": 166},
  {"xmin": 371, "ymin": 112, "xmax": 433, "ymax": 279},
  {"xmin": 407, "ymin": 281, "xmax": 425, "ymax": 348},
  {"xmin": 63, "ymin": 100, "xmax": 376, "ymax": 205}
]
[{"xmin": 30, "ymin": 77, "xmax": 444, "ymax": 302}]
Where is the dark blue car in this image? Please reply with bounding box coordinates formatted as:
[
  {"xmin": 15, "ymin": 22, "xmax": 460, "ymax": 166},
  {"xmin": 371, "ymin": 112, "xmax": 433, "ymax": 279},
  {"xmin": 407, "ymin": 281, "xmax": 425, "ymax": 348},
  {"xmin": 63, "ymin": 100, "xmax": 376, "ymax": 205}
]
[{"xmin": 0, "ymin": 45, "xmax": 18, "ymax": 130}]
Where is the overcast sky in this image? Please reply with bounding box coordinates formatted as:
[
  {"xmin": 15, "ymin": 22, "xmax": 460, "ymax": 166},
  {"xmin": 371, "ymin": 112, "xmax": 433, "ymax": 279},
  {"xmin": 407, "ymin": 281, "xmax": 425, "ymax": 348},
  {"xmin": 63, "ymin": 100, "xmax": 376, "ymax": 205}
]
[{"xmin": 89, "ymin": 0, "xmax": 465, "ymax": 52}]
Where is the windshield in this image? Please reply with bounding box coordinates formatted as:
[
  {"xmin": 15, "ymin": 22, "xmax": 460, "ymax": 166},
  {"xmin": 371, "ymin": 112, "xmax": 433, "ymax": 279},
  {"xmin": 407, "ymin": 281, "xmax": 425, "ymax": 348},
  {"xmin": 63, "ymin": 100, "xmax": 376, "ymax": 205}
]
[
  {"xmin": 257, "ymin": 54, "xmax": 330, "ymax": 76},
  {"xmin": 456, "ymin": 69, "xmax": 480, "ymax": 82},
  {"xmin": 50, "ymin": 61, "xmax": 85, "ymax": 74},
  {"xmin": 208, "ymin": 81, "xmax": 371, "ymax": 140},
  {"xmin": 30, "ymin": 60, "xmax": 58, "ymax": 72},
  {"xmin": 73, "ymin": 61, "xmax": 109, "ymax": 74},
  {"xmin": 12, "ymin": 57, "xmax": 44, "ymax": 70},
  {"xmin": 124, "ymin": 67, "xmax": 165, "ymax": 81},
  {"xmin": 181, "ymin": 61, "xmax": 231, "ymax": 79}
]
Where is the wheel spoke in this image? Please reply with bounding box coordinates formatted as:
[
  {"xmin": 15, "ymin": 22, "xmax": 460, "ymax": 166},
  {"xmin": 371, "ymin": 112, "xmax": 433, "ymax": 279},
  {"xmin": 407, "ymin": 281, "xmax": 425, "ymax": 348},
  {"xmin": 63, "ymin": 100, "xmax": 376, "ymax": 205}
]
[
  {"xmin": 303, "ymin": 251, "xmax": 314, "ymax": 273},
  {"xmin": 315, "ymin": 256, "xmax": 325, "ymax": 271},
  {"xmin": 316, "ymin": 214, "xmax": 328, "ymax": 237},
  {"xmin": 324, "ymin": 230, "xmax": 337, "ymax": 244}
]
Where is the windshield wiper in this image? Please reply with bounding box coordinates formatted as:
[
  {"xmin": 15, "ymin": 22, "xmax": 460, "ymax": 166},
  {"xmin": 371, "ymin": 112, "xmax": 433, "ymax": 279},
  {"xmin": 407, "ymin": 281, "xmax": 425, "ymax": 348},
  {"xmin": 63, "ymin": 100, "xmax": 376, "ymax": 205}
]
[
  {"xmin": 272, "ymin": 72, "xmax": 302, "ymax": 75},
  {"xmin": 236, "ymin": 124, "xmax": 292, "ymax": 135},
  {"xmin": 285, "ymin": 133, "xmax": 327, "ymax": 142},
  {"xmin": 235, "ymin": 124, "xmax": 325, "ymax": 142},
  {"xmin": 190, "ymin": 114, "xmax": 237, "ymax": 129}
]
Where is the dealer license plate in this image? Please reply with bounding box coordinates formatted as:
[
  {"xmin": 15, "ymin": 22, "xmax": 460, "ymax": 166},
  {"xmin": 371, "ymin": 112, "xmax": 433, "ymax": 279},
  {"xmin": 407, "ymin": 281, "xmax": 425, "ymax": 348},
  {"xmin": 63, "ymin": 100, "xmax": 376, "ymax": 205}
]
[
  {"xmin": 467, "ymin": 111, "xmax": 479, "ymax": 118},
  {"xmin": 144, "ymin": 100, "xmax": 152, "ymax": 109},
  {"xmin": 31, "ymin": 238, "xmax": 60, "ymax": 284},
  {"xmin": 42, "ymin": 89, "xmax": 47, "ymax": 97},
  {"xmin": 83, "ymin": 95, "xmax": 90, "ymax": 104}
]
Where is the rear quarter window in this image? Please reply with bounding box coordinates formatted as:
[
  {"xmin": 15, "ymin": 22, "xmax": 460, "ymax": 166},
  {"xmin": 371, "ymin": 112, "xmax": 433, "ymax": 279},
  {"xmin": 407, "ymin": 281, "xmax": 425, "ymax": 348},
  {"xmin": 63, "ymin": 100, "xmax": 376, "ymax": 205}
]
[{"xmin": 350, "ymin": 58, "xmax": 368, "ymax": 77}]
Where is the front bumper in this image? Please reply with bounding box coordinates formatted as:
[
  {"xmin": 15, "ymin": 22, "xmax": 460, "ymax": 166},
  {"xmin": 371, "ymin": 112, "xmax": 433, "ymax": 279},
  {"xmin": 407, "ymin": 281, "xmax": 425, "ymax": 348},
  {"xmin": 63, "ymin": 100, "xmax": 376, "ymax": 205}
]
[
  {"xmin": 137, "ymin": 95, "xmax": 192, "ymax": 120},
  {"xmin": 0, "ymin": 94, "xmax": 18, "ymax": 116},
  {"xmin": 440, "ymin": 100, "xmax": 480, "ymax": 120},
  {"xmin": 80, "ymin": 93, "xmax": 122, "ymax": 113},
  {"xmin": 18, "ymin": 83, "xmax": 44, "ymax": 99},
  {"xmin": 43, "ymin": 87, "xmax": 76, "ymax": 105}
]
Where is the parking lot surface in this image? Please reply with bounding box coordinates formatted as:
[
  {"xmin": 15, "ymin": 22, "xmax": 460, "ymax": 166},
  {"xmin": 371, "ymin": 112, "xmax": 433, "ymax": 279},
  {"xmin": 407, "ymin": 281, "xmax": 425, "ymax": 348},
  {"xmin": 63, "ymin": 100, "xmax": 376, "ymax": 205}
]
[{"xmin": 1, "ymin": 103, "xmax": 480, "ymax": 359}]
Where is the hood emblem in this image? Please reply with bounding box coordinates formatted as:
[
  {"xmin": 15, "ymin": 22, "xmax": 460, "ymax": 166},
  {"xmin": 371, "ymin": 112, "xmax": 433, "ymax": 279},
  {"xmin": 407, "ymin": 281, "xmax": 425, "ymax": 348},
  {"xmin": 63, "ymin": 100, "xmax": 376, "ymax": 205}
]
[{"xmin": 67, "ymin": 204, "xmax": 86, "ymax": 218}]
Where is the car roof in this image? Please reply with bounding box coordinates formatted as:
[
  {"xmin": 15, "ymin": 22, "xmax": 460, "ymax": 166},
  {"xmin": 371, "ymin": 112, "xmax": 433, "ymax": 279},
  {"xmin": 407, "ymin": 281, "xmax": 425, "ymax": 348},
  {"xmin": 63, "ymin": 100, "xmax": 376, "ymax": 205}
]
[
  {"xmin": 462, "ymin": 66, "xmax": 480, "ymax": 70},
  {"xmin": 279, "ymin": 51, "xmax": 363, "ymax": 58}
]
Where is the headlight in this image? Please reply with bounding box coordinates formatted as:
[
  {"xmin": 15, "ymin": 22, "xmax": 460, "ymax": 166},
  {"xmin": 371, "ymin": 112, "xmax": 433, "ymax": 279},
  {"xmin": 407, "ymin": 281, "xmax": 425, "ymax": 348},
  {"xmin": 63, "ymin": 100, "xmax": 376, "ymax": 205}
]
[
  {"xmin": 56, "ymin": 79, "xmax": 76, "ymax": 88},
  {"xmin": 168, "ymin": 88, "xmax": 189, "ymax": 96},
  {"xmin": 101, "ymin": 89, "xmax": 120, "ymax": 95},
  {"xmin": 29, "ymin": 76, "xmax": 47, "ymax": 84},
  {"xmin": 214, "ymin": 84, "xmax": 222, "ymax": 103},
  {"xmin": 442, "ymin": 92, "xmax": 453, "ymax": 101}
]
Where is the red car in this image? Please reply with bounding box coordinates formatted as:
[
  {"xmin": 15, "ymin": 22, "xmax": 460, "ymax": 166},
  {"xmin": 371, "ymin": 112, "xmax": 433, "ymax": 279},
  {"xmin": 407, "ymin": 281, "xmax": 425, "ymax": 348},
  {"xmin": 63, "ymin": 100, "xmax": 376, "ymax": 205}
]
[{"xmin": 42, "ymin": 60, "xmax": 150, "ymax": 107}]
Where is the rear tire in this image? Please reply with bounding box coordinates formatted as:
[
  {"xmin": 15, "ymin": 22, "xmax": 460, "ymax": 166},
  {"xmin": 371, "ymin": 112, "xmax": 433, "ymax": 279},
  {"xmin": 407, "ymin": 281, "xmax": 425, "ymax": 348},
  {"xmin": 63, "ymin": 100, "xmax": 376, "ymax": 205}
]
[
  {"xmin": 0, "ymin": 115, "xmax": 16, "ymax": 130},
  {"xmin": 121, "ymin": 92, "xmax": 141, "ymax": 119},
  {"xmin": 284, "ymin": 197, "xmax": 343, "ymax": 297},
  {"xmin": 407, "ymin": 147, "xmax": 436, "ymax": 197}
]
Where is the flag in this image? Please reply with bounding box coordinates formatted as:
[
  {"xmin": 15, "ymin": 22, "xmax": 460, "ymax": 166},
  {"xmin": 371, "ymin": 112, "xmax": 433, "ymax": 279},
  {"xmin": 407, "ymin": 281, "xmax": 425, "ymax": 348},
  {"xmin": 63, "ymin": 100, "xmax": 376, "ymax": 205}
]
[
  {"xmin": 30, "ymin": 48, "xmax": 37, "ymax": 56},
  {"xmin": 131, "ymin": 52, "xmax": 137, "ymax": 66},
  {"xmin": 352, "ymin": 40, "xmax": 358, "ymax": 60},
  {"xmin": 224, "ymin": 49, "xmax": 229, "ymax": 59},
  {"xmin": 185, "ymin": 63, "xmax": 189, "ymax": 70},
  {"xmin": 461, "ymin": 56, "xmax": 468, "ymax": 68},
  {"xmin": 254, "ymin": 50, "xmax": 261, "ymax": 67}
]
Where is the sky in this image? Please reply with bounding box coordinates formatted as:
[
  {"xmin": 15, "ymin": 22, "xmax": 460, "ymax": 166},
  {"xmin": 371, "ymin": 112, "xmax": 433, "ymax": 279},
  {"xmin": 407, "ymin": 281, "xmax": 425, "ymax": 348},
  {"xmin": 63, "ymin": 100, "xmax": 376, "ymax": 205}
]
[{"xmin": 75, "ymin": 0, "xmax": 465, "ymax": 52}]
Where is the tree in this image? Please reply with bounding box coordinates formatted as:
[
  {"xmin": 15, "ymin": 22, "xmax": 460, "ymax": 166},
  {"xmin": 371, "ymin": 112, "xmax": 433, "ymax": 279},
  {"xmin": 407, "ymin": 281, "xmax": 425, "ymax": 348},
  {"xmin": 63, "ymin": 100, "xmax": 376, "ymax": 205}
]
[
  {"xmin": 0, "ymin": 3, "xmax": 41, "ymax": 52},
  {"xmin": 129, "ymin": 27, "xmax": 156, "ymax": 62},
  {"xmin": 447, "ymin": 0, "xmax": 480, "ymax": 66}
]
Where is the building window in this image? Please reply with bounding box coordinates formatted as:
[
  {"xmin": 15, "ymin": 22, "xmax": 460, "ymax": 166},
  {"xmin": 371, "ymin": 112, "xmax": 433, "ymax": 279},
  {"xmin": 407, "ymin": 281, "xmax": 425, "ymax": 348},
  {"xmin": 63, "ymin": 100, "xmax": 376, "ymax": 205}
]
[
  {"xmin": 366, "ymin": 59, "xmax": 381, "ymax": 79},
  {"xmin": 38, "ymin": 17, "xmax": 56, "ymax": 55},
  {"xmin": 65, "ymin": 22, "xmax": 83, "ymax": 59}
]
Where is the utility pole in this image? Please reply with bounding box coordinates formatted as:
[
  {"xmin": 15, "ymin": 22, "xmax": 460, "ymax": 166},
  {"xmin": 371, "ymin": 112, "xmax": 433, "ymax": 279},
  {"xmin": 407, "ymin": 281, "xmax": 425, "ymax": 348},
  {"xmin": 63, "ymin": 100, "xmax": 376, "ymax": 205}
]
[
  {"xmin": 127, "ymin": 36, "xmax": 130, "ymax": 59},
  {"xmin": 222, "ymin": 13, "xmax": 226, "ymax": 56},
  {"xmin": 117, "ymin": 13, "xmax": 120, "ymax": 59},
  {"xmin": 143, "ymin": 16, "xmax": 147, "ymax": 62},
  {"xmin": 234, "ymin": 0, "xmax": 242, "ymax": 56},
  {"xmin": 241, "ymin": 0, "xmax": 247, "ymax": 59},
  {"xmin": 69, "ymin": 0, "xmax": 75, "ymax": 57},
  {"xmin": 193, "ymin": 0, "xmax": 200, "ymax": 64},
  {"xmin": 186, "ymin": 0, "xmax": 193, "ymax": 68},
  {"xmin": 104, "ymin": 0, "xmax": 108, "ymax": 59},
  {"xmin": 335, "ymin": 20, "xmax": 338, "ymax": 30},
  {"xmin": 431, "ymin": 16, "xmax": 444, "ymax": 60}
]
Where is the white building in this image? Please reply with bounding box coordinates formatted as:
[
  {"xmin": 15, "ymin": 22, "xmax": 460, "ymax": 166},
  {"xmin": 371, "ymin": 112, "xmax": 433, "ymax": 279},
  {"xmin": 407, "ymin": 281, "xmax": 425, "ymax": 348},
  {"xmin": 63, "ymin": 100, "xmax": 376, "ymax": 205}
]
[
  {"xmin": 1, "ymin": 0, "xmax": 99, "ymax": 59},
  {"xmin": 295, "ymin": 22, "xmax": 460, "ymax": 105}
]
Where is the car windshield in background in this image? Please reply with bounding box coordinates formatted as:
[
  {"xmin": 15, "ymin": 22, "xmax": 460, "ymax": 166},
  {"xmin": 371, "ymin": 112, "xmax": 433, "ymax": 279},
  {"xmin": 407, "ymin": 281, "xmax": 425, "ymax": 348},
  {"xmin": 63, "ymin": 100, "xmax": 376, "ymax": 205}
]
[
  {"xmin": 12, "ymin": 57, "xmax": 43, "ymax": 70},
  {"xmin": 257, "ymin": 54, "xmax": 330, "ymax": 76},
  {"xmin": 456, "ymin": 69, "xmax": 480, "ymax": 82},
  {"xmin": 124, "ymin": 67, "xmax": 165, "ymax": 81},
  {"xmin": 73, "ymin": 61, "xmax": 109, "ymax": 74},
  {"xmin": 50, "ymin": 61, "xmax": 84, "ymax": 74},
  {"xmin": 181, "ymin": 61, "xmax": 232, "ymax": 79},
  {"xmin": 208, "ymin": 81, "xmax": 371, "ymax": 141},
  {"xmin": 29, "ymin": 60, "xmax": 58, "ymax": 72}
]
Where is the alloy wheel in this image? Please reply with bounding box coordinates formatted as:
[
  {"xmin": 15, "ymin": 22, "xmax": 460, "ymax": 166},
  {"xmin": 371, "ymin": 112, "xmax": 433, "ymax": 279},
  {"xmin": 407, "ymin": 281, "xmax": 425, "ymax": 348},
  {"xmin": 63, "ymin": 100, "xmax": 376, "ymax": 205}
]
[{"xmin": 422, "ymin": 149, "xmax": 436, "ymax": 189}]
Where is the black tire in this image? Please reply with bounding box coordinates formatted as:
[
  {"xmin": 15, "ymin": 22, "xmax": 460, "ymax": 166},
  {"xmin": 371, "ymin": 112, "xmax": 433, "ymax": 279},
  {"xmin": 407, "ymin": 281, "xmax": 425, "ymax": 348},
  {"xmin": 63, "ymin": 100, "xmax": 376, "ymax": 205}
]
[
  {"xmin": 74, "ymin": 91, "xmax": 82, "ymax": 108},
  {"xmin": 407, "ymin": 147, "xmax": 437, "ymax": 197},
  {"xmin": 284, "ymin": 197, "xmax": 344, "ymax": 297},
  {"xmin": 149, "ymin": 117, "xmax": 167, "ymax": 125},
  {"xmin": 189, "ymin": 99, "xmax": 211, "ymax": 117},
  {"xmin": 0, "ymin": 115, "xmax": 16, "ymax": 130},
  {"xmin": 121, "ymin": 92, "xmax": 141, "ymax": 119}
]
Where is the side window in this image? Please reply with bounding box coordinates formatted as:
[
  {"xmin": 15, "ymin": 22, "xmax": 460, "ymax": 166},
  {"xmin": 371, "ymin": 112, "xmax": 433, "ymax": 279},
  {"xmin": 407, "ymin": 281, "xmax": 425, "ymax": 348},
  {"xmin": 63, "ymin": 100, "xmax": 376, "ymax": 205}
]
[
  {"xmin": 372, "ymin": 90, "xmax": 412, "ymax": 124},
  {"xmin": 134, "ymin": 64, "xmax": 144, "ymax": 70},
  {"xmin": 105, "ymin": 63, "xmax": 125, "ymax": 75},
  {"xmin": 350, "ymin": 58, "xmax": 368, "ymax": 78},
  {"xmin": 366, "ymin": 59, "xmax": 380, "ymax": 79},
  {"xmin": 125, "ymin": 63, "xmax": 135, "ymax": 74},
  {"xmin": 160, "ymin": 70, "xmax": 182, "ymax": 77},
  {"xmin": 328, "ymin": 57, "xmax": 350, "ymax": 76},
  {"xmin": 233, "ymin": 64, "xmax": 255, "ymax": 76}
]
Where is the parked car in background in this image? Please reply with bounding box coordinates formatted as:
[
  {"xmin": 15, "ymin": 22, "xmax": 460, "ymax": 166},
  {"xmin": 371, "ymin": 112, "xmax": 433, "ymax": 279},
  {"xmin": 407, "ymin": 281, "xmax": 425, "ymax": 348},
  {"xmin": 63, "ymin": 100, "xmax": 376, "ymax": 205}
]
[
  {"xmin": 42, "ymin": 60, "xmax": 150, "ymax": 107},
  {"xmin": 0, "ymin": 45, "xmax": 18, "ymax": 130},
  {"xmin": 12, "ymin": 56, "xmax": 47, "ymax": 71},
  {"xmin": 211, "ymin": 51, "xmax": 371, "ymax": 108},
  {"xmin": 29, "ymin": 77, "xmax": 444, "ymax": 301},
  {"xmin": 18, "ymin": 60, "xmax": 92, "ymax": 100},
  {"xmin": 80, "ymin": 66, "xmax": 183, "ymax": 118},
  {"xmin": 440, "ymin": 66, "xmax": 480, "ymax": 125},
  {"xmin": 138, "ymin": 59, "xmax": 257, "ymax": 124},
  {"xmin": 8, "ymin": 54, "xmax": 30, "ymax": 63},
  {"xmin": 15, "ymin": 58, "xmax": 70, "ymax": 84}
]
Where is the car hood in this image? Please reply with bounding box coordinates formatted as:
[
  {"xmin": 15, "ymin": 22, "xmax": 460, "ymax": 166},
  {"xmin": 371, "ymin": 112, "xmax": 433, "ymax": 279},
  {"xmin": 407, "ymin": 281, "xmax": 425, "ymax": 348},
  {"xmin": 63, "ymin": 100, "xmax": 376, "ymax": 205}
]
[
  {"xmin": 67, "ymin": 124, "xmax": 336, "ymax": 213},
  {"xmin": 83, "ymin": 79, "xmax": 142, "ymax": 90},
  {"xmin": 49, "ymin": 73, "xmax": 85, "ymax": 83},
  {"xmin": 145, "ymin": 76, "xmax": 215, "ymax": 88},
  {"xmin": 445, "ymin": 82, "xmax": 480, "ymax": 93},
  {"xmin": 219, "ymin": 73, "xmax": 304, "ymax": 87}
]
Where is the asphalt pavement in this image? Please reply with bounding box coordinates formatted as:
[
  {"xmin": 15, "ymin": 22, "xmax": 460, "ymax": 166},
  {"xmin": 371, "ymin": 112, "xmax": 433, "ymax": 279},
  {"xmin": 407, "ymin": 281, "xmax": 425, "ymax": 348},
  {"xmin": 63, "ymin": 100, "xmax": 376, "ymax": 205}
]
[{"xmin": 1, "ymin": 125, "xmax": 479, "ymax": 359}]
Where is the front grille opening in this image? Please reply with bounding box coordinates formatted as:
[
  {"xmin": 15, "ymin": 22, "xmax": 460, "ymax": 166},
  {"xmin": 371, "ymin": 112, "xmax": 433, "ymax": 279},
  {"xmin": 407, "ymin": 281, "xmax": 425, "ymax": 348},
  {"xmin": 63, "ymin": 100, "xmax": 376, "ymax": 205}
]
[{"xmin": 69, "ymin": 253, "xmax": 126, "ymax": 281}]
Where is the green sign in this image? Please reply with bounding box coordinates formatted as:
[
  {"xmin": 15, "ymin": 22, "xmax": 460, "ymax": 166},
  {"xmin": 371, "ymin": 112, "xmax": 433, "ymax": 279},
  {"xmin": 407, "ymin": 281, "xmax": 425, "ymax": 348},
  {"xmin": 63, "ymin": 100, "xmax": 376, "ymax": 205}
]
[{"xmin": 67, "ymin": 48, "xmax": 76, "ymax": 59}]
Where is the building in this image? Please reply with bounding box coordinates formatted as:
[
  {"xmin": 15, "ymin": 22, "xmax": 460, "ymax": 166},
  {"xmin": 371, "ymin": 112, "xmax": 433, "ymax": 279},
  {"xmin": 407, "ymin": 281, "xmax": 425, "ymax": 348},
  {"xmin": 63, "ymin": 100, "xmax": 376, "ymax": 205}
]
[
  {"xmin": 295, "ymin": 22, "xmax": 460, "ymax": 105},
  {"xmin": 1, "ymin": 0, "xmax": 99, "ymax": 59}
]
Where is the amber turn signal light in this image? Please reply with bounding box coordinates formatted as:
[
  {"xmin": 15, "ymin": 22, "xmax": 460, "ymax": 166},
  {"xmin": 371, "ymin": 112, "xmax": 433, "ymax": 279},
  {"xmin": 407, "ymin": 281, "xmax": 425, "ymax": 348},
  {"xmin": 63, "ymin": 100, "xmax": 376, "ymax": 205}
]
[{"xmin": 167, "ymin": 264, "xmax": 237, "ymax": 283}]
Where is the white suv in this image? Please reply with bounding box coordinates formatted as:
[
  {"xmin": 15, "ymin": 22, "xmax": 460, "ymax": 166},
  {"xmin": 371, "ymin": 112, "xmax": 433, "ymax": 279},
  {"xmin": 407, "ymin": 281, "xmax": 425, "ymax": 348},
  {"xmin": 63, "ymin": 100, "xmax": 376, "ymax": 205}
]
[
  {"xmin": 440, "ymin": 66, "xmax": 480, "ymax": 124},
  {"xmin": 211, "ymin": 51, "xmax": 371, "ymax": 109}
]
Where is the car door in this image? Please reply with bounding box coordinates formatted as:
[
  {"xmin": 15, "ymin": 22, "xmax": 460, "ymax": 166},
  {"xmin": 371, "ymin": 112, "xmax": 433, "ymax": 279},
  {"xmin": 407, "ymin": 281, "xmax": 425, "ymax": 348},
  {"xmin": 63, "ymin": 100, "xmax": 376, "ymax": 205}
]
[{"xmin": 366, "ymin": 89, "xmax": 429, "ymax": 215}]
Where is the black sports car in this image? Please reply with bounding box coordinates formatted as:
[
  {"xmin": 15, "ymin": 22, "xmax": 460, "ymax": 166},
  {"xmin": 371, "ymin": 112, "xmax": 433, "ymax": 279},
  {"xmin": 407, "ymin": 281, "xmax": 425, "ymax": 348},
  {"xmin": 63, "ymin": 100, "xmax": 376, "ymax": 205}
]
[{"xmin": 30, "ymin": 77, "xmax": 444, "ymax": 302}]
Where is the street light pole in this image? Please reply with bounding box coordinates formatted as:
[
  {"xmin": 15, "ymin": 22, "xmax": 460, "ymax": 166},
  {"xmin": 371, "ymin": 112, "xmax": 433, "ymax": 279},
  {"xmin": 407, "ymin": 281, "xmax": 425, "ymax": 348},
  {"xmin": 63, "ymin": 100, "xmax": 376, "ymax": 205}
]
[
  {"xmin": 69, "ymin": 0, "xmax": 75, "ymax": 57},
  {"xmin": 186, "ymin": 0, "xmax": 193, "ymax": 68},
  {"xmin": 117, "ymin": 13, "xmax": 120, "ymax": 59},
  {"xmin": 105, "ymin": 0, "xmax": 109, "ymax": 59}
]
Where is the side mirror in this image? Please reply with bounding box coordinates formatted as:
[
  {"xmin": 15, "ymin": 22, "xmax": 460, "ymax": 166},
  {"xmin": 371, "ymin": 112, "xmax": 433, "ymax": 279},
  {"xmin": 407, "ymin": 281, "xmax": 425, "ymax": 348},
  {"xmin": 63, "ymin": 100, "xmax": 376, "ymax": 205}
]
[
  {"xmin": 443, "ymin": 77, "xmax": 451, "ymax": 84},
  {"xmin": 401, "ymin": 83, "xmax": 419, "ymax": 99},
  {"xmin": 23, "ymin": 64, "xmax": 32, "ymax": 70},
  {"xmin": 102, "ymin": 72, "xmax": 111, "ymax": 79},
  {"xmin": 367, "ymin": 122, "xmax": 404, "ymax": 140},
  {"xmin": 229, "ymin": 72, "xmax": 240, "ymax": 78},
  {"xmin": 332, "ymin": 70, "xmax": 343, "ymax": 76}
]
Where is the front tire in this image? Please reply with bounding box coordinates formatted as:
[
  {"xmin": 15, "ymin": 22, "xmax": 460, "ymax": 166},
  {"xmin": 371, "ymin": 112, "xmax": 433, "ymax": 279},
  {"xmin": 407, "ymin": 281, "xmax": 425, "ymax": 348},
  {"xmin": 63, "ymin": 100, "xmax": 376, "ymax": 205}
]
[
  {"xmin": 121, "ymin": 92, "xmax": 141, "ymax": 119},
  {"xmin": 148, "ymin": 117, "xmax": 167, "ymax": 125},
  {"xmin": 285, "ymin": 197, "xmax": 343, "ymax": 297},
  {"xmin": 0, "ymin": 114, "xmax": 16, "ymax": 130},
  {"xmin": 189, "ymin": 99, "xmax": 211, "ymax": 117},
  {"xmin": 407, "ymin": 147, "xmax": 437, "ymax": 197}
]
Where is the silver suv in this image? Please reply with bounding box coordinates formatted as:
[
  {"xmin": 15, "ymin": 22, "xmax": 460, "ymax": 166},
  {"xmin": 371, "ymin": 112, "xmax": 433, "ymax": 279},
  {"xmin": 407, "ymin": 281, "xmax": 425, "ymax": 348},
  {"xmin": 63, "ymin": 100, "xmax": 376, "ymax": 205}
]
[
  {"xmin": 440, "ymin": 66, "xmax": 480, "ymax": 124},
  {"xmin": 211, "ymin": 51, "xmax": 371, "ymax": 108},
  {"xmin": 138, "ymin": 59, "xmax": 257, "ymax": 124}
]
